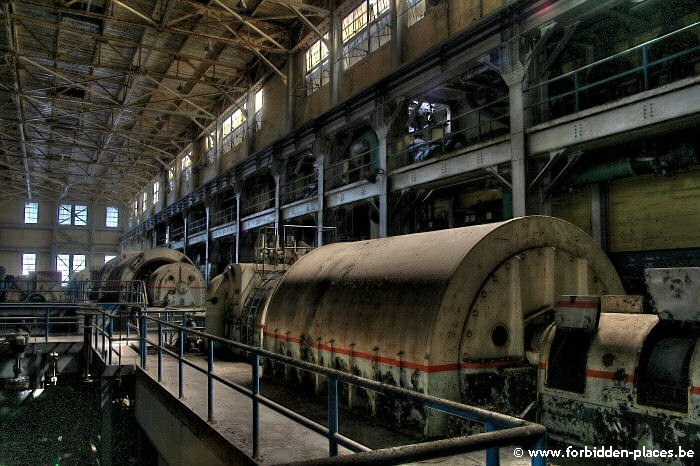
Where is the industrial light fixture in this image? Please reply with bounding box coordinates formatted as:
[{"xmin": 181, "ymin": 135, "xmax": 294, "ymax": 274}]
[{"xmin": 177, "ymin": 82, "xmax": 185, "ymax": 93}]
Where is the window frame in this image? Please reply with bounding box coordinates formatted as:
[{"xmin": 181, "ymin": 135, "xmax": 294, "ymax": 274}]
[
  {"xmin": 56, "ymin": 253, "xmax": 86, "ymax": 285},
  {"xmin": 22, "ymin": 253, "xmax": 36, "ymax": 276},
  {"xmin": 24, "ymin": 202, "xmax": 38, "ymax": 224},
  {"xmin": 153, "ymin": 181, "xmax": 160, "ymax": 204},
  {"xmin": 304, "ymin": 35, "xmax": 330, "ymax": 95},
  {"xmin": 341, "ymin": 0, "xmax": 392, "ymax": 69},
  {"xmin": 181, "ymin": 152, "xmax": 192, "ymax": 182},
  {"xmin": 105, "ymin": 206, "xmax": 119, "ymax": 228},
  {"xmin": 58, "ymin": 204, "xmax": 88, "ymax": 226}
]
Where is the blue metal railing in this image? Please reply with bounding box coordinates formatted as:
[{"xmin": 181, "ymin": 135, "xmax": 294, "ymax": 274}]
[
  {"xmin": 526, "ymin": 22, "xmax": 700, "ymax": 124},
  {"xmin": 91, "ymin": 309, "xmax": 547, "ymax": 465},
  {"xmin": 0, "ymin": 303, "xmax": 83, "ymax": 341},
  {"xmin": 388, "ymin": 97, "xmax": 510, "ymax": 171},
  {"xmin": 212, "ymin": 205, "xmax": 237, "ymax": 226}
]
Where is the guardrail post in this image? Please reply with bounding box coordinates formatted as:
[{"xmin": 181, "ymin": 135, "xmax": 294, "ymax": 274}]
[
  {"xmin": 45, "ymin": 308, "xmax": 50, "ymax": 342},
  {"xmin": 139, "ymin": 314, "xmax": 147, "ymax": 369},
  {"xmin": 108, "ymin": 317, "xmax": 114, "ymax": 365},
  {"xmin": 485, "ymin": 421, "xmax": 500, "ymax": 466},
  {"xmin": 573, "ymin": 72, "xmax": 580, "ymax": 112},
  {"xmin": 252, "ymin": 353, "xmax": 260, "ymax": 458},
  {"xmin": 642, "ymin": 45, "xmax": 649, "ymax": 90},
  {"xmin": 531, "ymin": 433, "xmax": 547, "ymax": 466},
  {"xmin": 178, "ymin": 328, "xmax": 184, "ymax": 398},
  {"xmin": 157, "ymin": 321, "xmax": 163, "ymax": 382},
  {"xmin": 101, "ymin": 315, "xmax": 107, "ymax": 360},
  {"xmin": 207, "ymin": 338, "xmax": 214, "ymax": 423},
  {"xmin": 327, "ymin": 375, "xmax": 339, "ymax": 457}
]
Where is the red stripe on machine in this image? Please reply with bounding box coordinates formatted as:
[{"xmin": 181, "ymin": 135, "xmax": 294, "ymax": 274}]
[
  {"xmin": 261, "ymin": 331, "xmax": 516, "ymax": 373},
  {"xmin": 690, "ymin": 386, "xmax": 700, "ymax": 395},
  {"xmin": 586, "ymin": 369, "xmax": 634, "ymax": 383}
]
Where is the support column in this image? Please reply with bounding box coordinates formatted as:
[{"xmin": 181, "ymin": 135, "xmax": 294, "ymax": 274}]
[
  {"xmin": 204, "ymin": 205, "xmax": 210, "ymax": 282},
  {"xmin": 590, "ymin": 183, "xmax": 606, "ymax": 249},
  {"xmin": 316, "ymin": 152, "xmax": 325, "ymax": 246},
  {"xmin": 273, "ymin": 174, "xmax": 281, "ymax": 241},
  {"xmin": 376, "ymin": 125, "xmax": 389, "ymax": 237},
  {"xmin": 329, "ymin": 11, "xmax": 341, "ymax": 107},
  {"xmin": 286, "ymin": 53, "xmax": 295, "ymax": 133},
  {"xmin": 234, "ymin": 192, "xmax": 241, "ymax": 263},
  {"xmin": 390, "ymin": 0, "xmax": 404, "ymax": 70},
  {"xmin": 246, "ymin": 90, "xmax": 256, "ymax": 158},
  {"xmin": 183, "ymin": 214, "xmax": 188, "ymax": 256},
  {"xmin": 504, "ymin": 66, "xmax": 527, "ymax": 218}
]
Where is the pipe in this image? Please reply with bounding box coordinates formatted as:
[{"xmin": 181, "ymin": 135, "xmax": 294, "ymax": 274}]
[{"xmin": 283, "ymin": 425, "xmax": 546, "ymax": 466}]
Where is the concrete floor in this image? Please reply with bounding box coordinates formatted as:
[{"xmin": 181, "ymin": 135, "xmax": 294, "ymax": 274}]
[{"xmin": 100, "ymin": 337, "xmax": 534, "ymax": 466}]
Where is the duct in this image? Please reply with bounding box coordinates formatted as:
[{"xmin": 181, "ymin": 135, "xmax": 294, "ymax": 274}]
[{"xmin": 564, "ymin": 143, "xmax": 697, "ymax": 186}]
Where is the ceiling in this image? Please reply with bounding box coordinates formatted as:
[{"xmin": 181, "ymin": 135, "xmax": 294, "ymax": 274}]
[{"xmin": 0, "ymin": 0, "xmax": 330, "ymax": 206}]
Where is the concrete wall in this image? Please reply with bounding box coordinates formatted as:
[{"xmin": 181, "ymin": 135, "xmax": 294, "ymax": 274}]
[
  {"xmin": 255, "ymin": 75, "xmax": 288, "ymax": 152},
  {"xmin": 135, "ymin": 374, "xmax": 255, "ymax": 466},
  {"xmin": 0, "ymin": 199, "xmax": 122, "ymax": 276}
]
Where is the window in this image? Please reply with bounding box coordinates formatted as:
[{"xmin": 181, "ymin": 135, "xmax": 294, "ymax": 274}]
[
  {"xmin": 168, "ymin": 166, "xmax": 175, "ymax": 192},
  {"xmin": 24, "ymin": 202, "xmax": 38, "ymax": 224},
  {"xmin": 56, "ymin": 254, "xmax": 86, "ymax": 285},
  {"xmin": 342, "ymin": 0, "xmax": 391, "ymax": 68},
  {"xmin": 255, "ymin": 89, "xmax": 264, "ymax": 113},
  {"xmin": 132, "ymin": 199, "xmax": 138, "ymax": 219},
  {"xmin": 153, "ymin": 181, "xmax": 160, "ymax": 204},
  {"xmin": 221, "ymin": 105, "xmax": 247, "ymax": 151},
  {"xmin": 181, "ymin": 152, "xmax": 192, "ymax": 182},
  {"xmin": 141, "ymin": 191, "xmax": 148, "ymax": 213},
  {"xmin": 406, "ymin": 0, "xmax": 425, "ymax": 27},
  {"xmin": 305, "ymin": 35, "xmax": 330, "ymax": 95},
  {"xmin": 58, "ymin": 204, "xmax": 88, "ymax": 226},
  {"xmin": 22, "ymin": 253, "xmax": 36, "ymax": 276},
  {"xmin": 105, "ymin": 206, "xmax": 119, "ymax": 228},
  {"xmin": 104, "ymin": 254, "xmax": 117, "ymax": 263}
]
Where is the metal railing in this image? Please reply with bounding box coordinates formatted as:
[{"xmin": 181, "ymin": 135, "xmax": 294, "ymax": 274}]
[
  {"xmin": 90, "ymin": 310, "xmax": 547, "ymax": 466},
  {"xmin": 170, "ymin": 225, "xmax": 185, "ymax": 241},
  {"xmin": 189, "ymin": 217, "xmax": 207, "ymax": 235},
  {"xmin": 526, "ymin": 22, "xmax": 700, "ymax": 124},
  {"xmin": 325, "ymin": 146, "xmax": 378, "ymax": 190},
  {"xmin": 242, "ymin": 188, "xmax": 275, "ymax": 217},
  {"xmin": 0, "ymin": 303, "xmax": 85, "ymax": 341},
  {"xmin": 69, "ymin": 280, "xmax": 149, "ymax": 306},
  {"xmin": 212, "ymin": 205, "xmax": 237, "ymax": 226},
  {"xmin": 281, "ymin": 172, "xmax": 319, "ymax": 205},
  {"xmin": 388, "ymin": 97, "xmax": 510, "ymax": 171}
]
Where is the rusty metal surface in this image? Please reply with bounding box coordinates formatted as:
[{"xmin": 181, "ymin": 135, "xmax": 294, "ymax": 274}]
[
  {"xmin": 645, "ymin": 267, "xmax": 700, "ymax": 321},
  {"xmin": 261, "ymin": 216, "xmax": 624, "ymax": 435}
]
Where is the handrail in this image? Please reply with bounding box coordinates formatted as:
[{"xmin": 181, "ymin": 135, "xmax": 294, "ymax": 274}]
[
  {"xmin": 387, "ymin": 96, "xmax": 509, "ymax": 171},
  {"xmin": 281, "ymin": 172, "xmax": 319, "ymax": 205},
  {"xmin": 212, "ymin": 205, "xmax": 237, "ymax": 226},
  {"xmin": 325, "ymin": 145, "xmax": 378, "ymax": 190},
  {"xmin": 526, "ymin": 22, "xmax": 700, "ymax": 124},
  {"xmin": 242, "ymin": 188, "xmax": 275, "ymax": 217},
  {"xmin": 90, "ymin": 310, "xmax": 547, "ymax": 466}
]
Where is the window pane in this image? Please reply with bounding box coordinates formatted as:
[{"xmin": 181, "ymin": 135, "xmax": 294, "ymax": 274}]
[
  {"xmin": 104, "ymin": 254, "xmax": 117, "ymax": 263},
  {"xmin": 153, "ymin": 181, "xmax": 160, "ymax": 204},
  {"xmin": 72, "ymin": 255, "xmax": 86, "ymax": 274},
  {"xmin": 106, "ymin": 206, "xmax": 119, "ymax": 228},
  {"xmin": 24, "ymin": 202, "xmax": 38, "ymax": 224},
  {"xmin": 342, "ymin": 2, "xmax": 368, "ymax": 43},
  {"xmin": 22, "ymin": 253, "xmax": 36, "ymax": 276},
  {"xmin": 255, "ymin": 89, "xmax": 264, "ymax": 113},
  {"xmin": 57, "ymin": 254, "xmax": 70, "ymax": 284},
  {"xmin": 58, "ymin": 204, "xmax": 72, "ymax": 225},
  {"xmin": 74, "ymin": 205, "xmax": 88, "ymax": 226}
]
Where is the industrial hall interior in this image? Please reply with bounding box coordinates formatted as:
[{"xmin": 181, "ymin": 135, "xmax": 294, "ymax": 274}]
[{"xmin": 1, "ymin": 0, "xmax": 699, "ymax": 465}]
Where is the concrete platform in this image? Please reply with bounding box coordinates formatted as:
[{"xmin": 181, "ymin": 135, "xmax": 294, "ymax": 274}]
[{"xmin": 100, "ymin": 339, "xmax": 535, "ymax": 466}]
